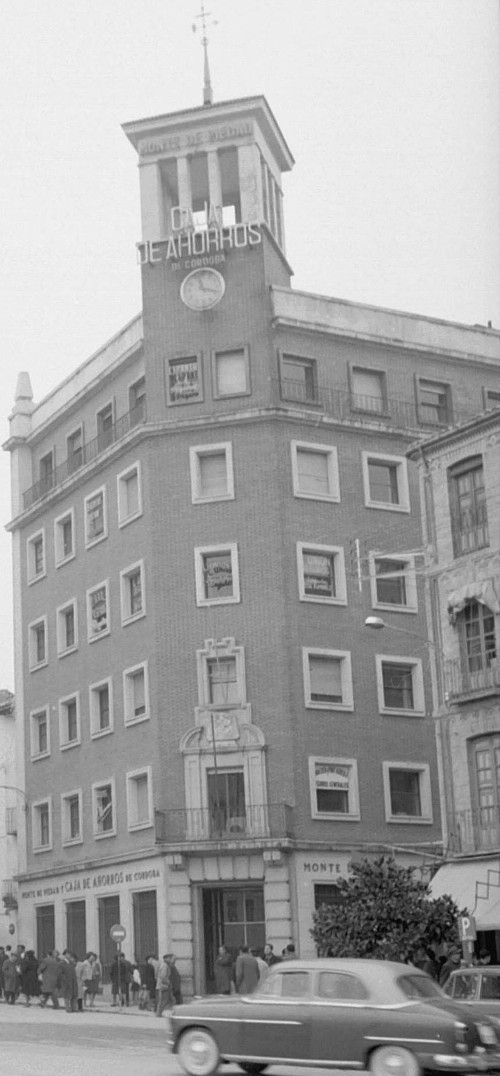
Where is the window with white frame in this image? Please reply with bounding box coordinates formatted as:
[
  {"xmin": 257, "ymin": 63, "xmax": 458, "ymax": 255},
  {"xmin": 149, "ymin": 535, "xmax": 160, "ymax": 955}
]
[
  {"xmin": 197, "ymin": 639, "xmax": 246, "ymax": 709},
  {"xmin": 30, "ymin": 708, "xmax": 50, "ymax": 759},
  {"xmin": 167, "ymin": 354, "xmax": 203, "ymax": 404},
  {"xmin": 303, "ymin": 649, "xmax": 354, "ymax": 710},
  {"xmin": 117, "ymin": 463, "xmax": 142, "ymax": 526},
  {"xmin": 93, "ymin": 780, "xmax": 115, "ymax": 837},
  {"xmin": 212, "ymin": 347, "xmax": 249, "ymax": 398},
  {"xmin": 309, "ymin": 757, "xmax": 360, "ymax": 819},
  {"xmin": 362, "ymin": 453, "xmax": 410, "ymax": 512},
  {"xmin": 194, "ymin": 544, "xmax": 240, "ymax": 606},
  {"xmin": 383, "ymin": 762, "xmax": 432, "ymax": 823},
  {"xmin": 27, "ymin": 530, "xmax": 45, "ymax": 583},
  {"xmin": 369, "ymin": 553, "xmax": 417, "ymax": 612},
  {"xmin": 85, "ymin": 487, "xmax": 107, "ymax": 546},
  {"xmin": 120, "ymin": 561, "xmax": 145, "ymax": 624},
  {"xmin": 207, "ymin": 768, "xmax": 246, "ymax": 837},
  {"xmin": 56, "ymin": 599, "xmax": 77, "ymax": 655},
  {"xmin": 123, "ymin": 663, "xmax": 149, "ymax": 725},
  {"xmin": 376, "ymin": 655, "xmax": 425, "ymax": 715},
  {"xmin": 126, "ymin": 768, "xmax": 153, "ymax": 830},
  {"xmin": 89, "ymin": 678, "xmax": 112, "ymax": 737},
  {"xmin": 59, "ymin": 693, "xmax": 80, "ymax": 750},
  {"xmin": 297, "ymin": 543, "xmax": 347, "ymax": 604},
  {"xmin": 189, "ymin": 443, "xmax": 234, "ymax": 503},
  {"xmin": 291, "ymin": 441, "xmax": 340, "ymax": 501},
  {"xmin": 61, "ymin": 790, "xmax": 82, "ymax": 844},
  {"xmin": 87, "ymin": 581, "xmax": 110, "ymax": 640},
  {"xmin": 32, "ymin": 798, "xmax": 52, "ymax": 851},
  {"xmin": 29, "ymin": 617, "xmax": 48, "ymax": 669},
  {"xmin": 350, "ymin": 366, "xmax": 387, "ymax": 414},
  {"xmin": 54, "ymin": 509, "xmax": 75, "ymax": 565}
]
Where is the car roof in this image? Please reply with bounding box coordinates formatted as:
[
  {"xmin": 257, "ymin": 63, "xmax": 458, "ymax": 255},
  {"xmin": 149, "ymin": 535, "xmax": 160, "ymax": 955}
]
[
  {"xmin": 450, "ymin": 966, "xmax": 500, "ymax": 975},
  {"xmin": 271, "ymin": 959, "xmax": 422, "ymax": 972}
]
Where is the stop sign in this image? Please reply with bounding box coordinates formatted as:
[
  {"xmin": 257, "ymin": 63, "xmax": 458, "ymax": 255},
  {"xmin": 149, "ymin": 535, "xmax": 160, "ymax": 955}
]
[{"xmin": 110, "ymin": 923, "xmax": 127, "ymax": 943}]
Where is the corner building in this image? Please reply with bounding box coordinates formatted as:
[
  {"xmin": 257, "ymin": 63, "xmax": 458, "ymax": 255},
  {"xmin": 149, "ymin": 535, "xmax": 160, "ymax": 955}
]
[{"xmin": 5, "ymin": 93, "xmax": 500, "ymax": 995}]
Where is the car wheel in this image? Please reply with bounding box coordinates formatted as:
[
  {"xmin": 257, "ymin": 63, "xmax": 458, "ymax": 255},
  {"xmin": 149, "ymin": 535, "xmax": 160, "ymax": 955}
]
[
  {"xmin": 369, "ymin": 1046, "xmax": 421, "ymax": 1076},
  {"xmin": 177, "ymin": 1028, "xmax": 221, "ymax": 1076},
  {"xmin": 238, "ymin": 1065, "xmax": 268, "ymax": 1074}
]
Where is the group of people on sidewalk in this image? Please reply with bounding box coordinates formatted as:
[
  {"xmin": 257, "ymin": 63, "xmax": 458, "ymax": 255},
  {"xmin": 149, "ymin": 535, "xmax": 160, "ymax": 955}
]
[
  {"xmin": 0, "ymin": 944, "xmax": 101, "ymax": 1011},
  {"xmin": 214, "ymin": 942, "xmax": 296, "ymax": 995}
]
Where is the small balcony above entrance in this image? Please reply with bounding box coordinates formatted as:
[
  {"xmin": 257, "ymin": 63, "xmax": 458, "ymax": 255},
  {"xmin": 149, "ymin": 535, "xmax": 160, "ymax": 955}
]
[
  {"xmin": 447, "ymin": 807, "xmax": 500, "ymax": 855},
  {"xmin": 154, "ymin": 803, "xmax": 293, "ymax": 849}
]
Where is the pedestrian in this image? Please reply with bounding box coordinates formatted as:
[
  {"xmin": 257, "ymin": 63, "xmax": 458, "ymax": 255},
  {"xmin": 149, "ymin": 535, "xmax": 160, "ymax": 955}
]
[
  {"xmin": 156, "ymin": 953, "xmax": 173, "ymax": 1017},
  {"xmin": 0, "ymin": 945, "xmax": 5, "ymax": 1000},
  {"xmin": 478, "ymin": 948, "xmax": 492, "ymax": 966},
  {"xmin": 19, "ymin": 949, "xmax": 39, "ymax": 1005},
  {"xmin": 60, "ymin": 950, "xmax": 79, "ymax": 1012},
  {"xmin": 2, "ymin": 951, "xmax": 20, "ymax": 1003},
  {"xmin": 139, "ymin": 955, "xmax": 157, "ymax": 1010},
  {"xmin": 439, "ymin": 948, "xmax": 462, "ymax": 987},
  {"xmin": 263, "ymin": 943, "xmax": 281, "ymax": 967},
  {"xmin": 214, "ymin": 944, "xmax": 234, "ymax": 994},
  {"xmin": 283, "ymin": 943, "xmax": 296, "ymax": 960},
  {"xmin": 38, "ymin": 949, "xmax": 61, "ymax": 1008},
  {"xmin": 167, "ymin": 953, "xmax": 183, "ymax": 1005},
  {"xmin": 131, "ymin": 963, "xmax": 141, "ymax": 1005},
  {"xmin": 421, "ymin": 948, "xmax": 440, "ymax": 980},
  {"xmin": 88, "ymin": 952, "xmax": 102, "ymax": 1006},
  {"xmin": 251, "ymin": 948, "xmax": 268, "ymax": 982},
  {"xmin": 75, "ymin": 955, "xmax": 86, "ymax": 1011},
  {"xmin": 119, "ymin": 952, "xmax": 133, "ymax": 1006},
  {"xmin": 234, "ymin": 944, "xmax": 259, "ymax": 995},
  {"xmin": 110, "ymin": 953, "xmax": 122, "ymax": 1007}
]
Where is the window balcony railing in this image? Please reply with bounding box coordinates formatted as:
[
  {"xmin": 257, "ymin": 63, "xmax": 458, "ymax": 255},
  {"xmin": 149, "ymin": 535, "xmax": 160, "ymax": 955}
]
[
  {"xmin": 23, "ymin": 402, "xmax": 147, "ymax": 510},
  {"xmin": 447, "ymin": 808, "xmax": 500, "ymax": 855},
  {"xmin": 154, "ymin": 803, "xmax": 293, "ymax": 845},
  {"xmin": 445, "ymin": 658, "xmax": 500, "ymax": 700},
  {"xmin": 273, "ymin": 379, "xmax": 422, "ymax": 432},
  {"xmin": 451, "ymin": 510, "xmax": 489, "ymax": 557}
]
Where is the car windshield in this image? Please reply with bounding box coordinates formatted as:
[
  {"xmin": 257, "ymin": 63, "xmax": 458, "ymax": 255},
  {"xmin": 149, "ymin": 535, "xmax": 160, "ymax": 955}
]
[
  {"xmin": 481, "ymin": 976, "xmax": 500, "ymax": 1000},
  {"xmin": 398, "ymin": 974, "xmax": 444, "ymax": 1000},
  {"xmin": 445, "ymin": 974, "xmax": 477, "ymax": 1000}
]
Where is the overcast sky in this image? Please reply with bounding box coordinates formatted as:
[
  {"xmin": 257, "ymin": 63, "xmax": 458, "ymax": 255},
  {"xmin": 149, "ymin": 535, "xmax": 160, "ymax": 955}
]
[{"xmin": 0, "ymin": 0, "xmax": 499, "ymax": 689}]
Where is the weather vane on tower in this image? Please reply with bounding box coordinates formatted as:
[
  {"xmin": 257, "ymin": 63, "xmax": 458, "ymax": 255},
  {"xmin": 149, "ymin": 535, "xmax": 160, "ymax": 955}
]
[{"xmin": 192, "ymin": 2, "xmax": 218, "ymax": 106}]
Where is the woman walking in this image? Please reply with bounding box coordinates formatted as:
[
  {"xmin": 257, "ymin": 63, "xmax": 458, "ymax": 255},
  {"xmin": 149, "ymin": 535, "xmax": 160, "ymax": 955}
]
[
  {"xmin": 2, "ymin": 951, "xmax": 20, "ymax": 1004},
  {"xmin": 20, "ymin": 950, "xmax": 39, "ymax": 1006}
]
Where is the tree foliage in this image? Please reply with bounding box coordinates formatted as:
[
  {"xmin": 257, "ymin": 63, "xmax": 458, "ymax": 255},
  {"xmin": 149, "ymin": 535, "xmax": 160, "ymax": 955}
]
[{"xmin": 311, "ymin": 856, "xmax": 464, "ymax": 964}]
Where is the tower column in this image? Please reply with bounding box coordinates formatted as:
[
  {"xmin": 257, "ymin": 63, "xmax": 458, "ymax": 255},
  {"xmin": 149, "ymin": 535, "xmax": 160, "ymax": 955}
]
[
  {"xmin": 177, "ymin": 156, "xmax": 193, "ymax": 214},
  {"xmin": 207, "ymin": 150, "xmax": 222, "ymax": 214},
  {"xmin": 237, "ymin": 143, "xmax": 262, "ymax": 222},
  {"xmin": 138, "ymin": 160, "xmax": 164, "ymax": 239}
]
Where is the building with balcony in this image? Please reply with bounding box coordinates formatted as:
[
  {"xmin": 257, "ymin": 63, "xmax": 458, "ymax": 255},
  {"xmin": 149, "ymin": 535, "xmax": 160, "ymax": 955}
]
[
  {"xmin": 410, "ymin": 409, "xmax": 500, "ymax": 954},
  {"xmin": 4, "ymin": 86, "xmax": 500, "ymax": 994}
]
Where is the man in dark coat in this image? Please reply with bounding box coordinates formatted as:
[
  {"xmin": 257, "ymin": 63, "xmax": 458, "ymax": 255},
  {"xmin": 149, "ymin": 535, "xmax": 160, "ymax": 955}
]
[
  {"xmin": 263, "ymin": 943, "xmax": 281, "ymax": 967},
  {"xmin": 167, "ymin": 954, "xmax": 183, "ymax": 1005},
  {"xmin": 39, "ymin": 949, "xmax": 61, "ymax": 1008},
  {"xmin": 234, "ymin": 945, "xmax": 259, "ymax": 995},
  {"xmin": 19, "ymin": 950, "xmax": 39, "ymax": 1005},
  {"xmin": 59, "ymin": 950, "xmax": 78, "ymax": 1012},
  {"xmin": 214, "ymin": 944, "xmax": 234, "ymax": 994}
]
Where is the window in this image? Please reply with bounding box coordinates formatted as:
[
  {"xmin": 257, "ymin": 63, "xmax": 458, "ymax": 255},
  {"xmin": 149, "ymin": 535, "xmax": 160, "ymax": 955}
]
[
  {"xmin": 483, "ymin": 388, "xmax": 500, "ymax": 411},
  {"xmin": 362, "ymin": 452, "xmax": 410, "ymax": 512},
  {"xmin": 27, "ymin": 530, "xmax": 45, "ymax": 583},
  {"xmin": 29, "ymin": 617, "xmax": 48, "ymax": 669},
  {"xmin": 126, "ymin": 768, "xmax": 153, "ymax": 830},
  {"xmin": 89, "ymin": 678, "xmax": 113, "ymax": 737},
  {"xmin": 291, "ymin": 441, "xmax": 340, "ymax": 501},
  {"xmin": 207, "ymin": 657, "xmax": 239, "ymax": 705},
  {"xmin": 87, "ymin": 581, "xmax": 110, "ymax": 640},
  {"xmin": 370, "ymin": 553, "xmax": 417, "ymax": 612},
  {"xmin": 194, "ymin": 544, "xmax": 240, "ymax": 605},
  {"xmin": 120, "ymin": 561, "xmax": 145, "ymax": 624},
  {"xmin": 303, "ymin": 649, "xmax": 354, "ymax": 711},
  {"xmin": 85, "ymin": 487, "xmax": 106, "ymax": 546},
  {"xmin": 417, "ymin": 378, "xmax": 452, "ymax": 426},
  {"xmin": 197, "ymin": 638, "xmax": 246, "ymax": 709},
  {"xmin": 309, "ymin": 757, "xmax": 360, "ymax": 819},
  {"xmin": 314, "ymin": 885, "xmax": 344, "ymax": 910},
  {"xmin": 460, "ymin": 600, "xmax": 497, "ymax": 677},
  {"xmin": 167, "ymin": 355, "xmax": 203, "ymax": 404},
  {"xmin": 471, "ymin": 736, "xmax": 500, "ymax": 833},
  {"xmin": 280, "ymin": 354, "xmax": 317, "ymax": 404},
  {"xmin": 129, "ymin": 376, "xmax": 146, "ymax": 424},
  {"xmin": 297, "ymin": 543, "xmax": 346, "ymax": 604},
  {"xmin": 93, "ymin": 780, "xmax": 115, "ymax": 837},
  {"xmin": 56, "ymin": 600, "xmax": 78, "ymax": 655},
  {"xmin": 123, "ymin": 663, "xmax": 149, "ymax": 725},
  {"xmin": 189, "ymin": 443, "xmax": 234, "ymax": 503},
  {"xmin": 449, "ymin": 457, "xmax": 488, "ymax": 556},
  {"xmin": 96, "ymin": 402, "xmax": 113, "ymax": 450},
  {"xmin": 54, "ymin": 509, "xmax": 75, "ymax": 565},
  {"xmin": 117, "ymin": 463, "xmax": 142, "ymax": 526},
  {"xmin": 61, "ymin": 791, "xmax": 82, "ymax": 845},
  {"xmin": 30, "ymin": 708, "xmax": 50, "ymax": 759},
  {"xmin": 59, "ymin": 693, "xmax": 80, "ymax": 749},
  {"xmin": 316, "ymin": 972, "xmax": 368, "ymax": 1001},
  {"xmin": 67, "ymin": 427, "xmax": 83, "ymax": 473},
  {"xmin": 32, "ymin": 799, "xmax": 52, "ymax": 851},
  {"xmin": 376, "ymin": 655, "xmax": 425, "ymax": 715},
  {"xmin": 212, "ymin": 347, "xmax": 249, "ymax": 398},
  {"xmin": 39, "ymin": 452, "xmax": 54, "ymax": 495},
  {"xmin": 383, "ymin": 762, "xmax": 432, "ymax": 823},
  {"xmin": 351, "ymin": 367, "xmax": 386, "ymax": 414},
  {"xmin": 207, "ymin": 768, "xmax": 246, "ymax": 837}
]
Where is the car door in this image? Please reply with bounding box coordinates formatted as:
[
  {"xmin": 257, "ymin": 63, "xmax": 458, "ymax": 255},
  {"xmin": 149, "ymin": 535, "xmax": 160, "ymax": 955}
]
[
  {"xmin": 309, "ymin": 969, "xmax": 372, "ymax": 1064},
  {"xmin": 237, "ymin": 969, "xmax": 312, "ymax": 1063}
]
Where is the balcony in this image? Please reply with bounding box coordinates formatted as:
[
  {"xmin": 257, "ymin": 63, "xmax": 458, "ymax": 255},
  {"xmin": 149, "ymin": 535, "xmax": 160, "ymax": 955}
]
[
  {"xmin": 445, "ymin": 658, "xmax": 500, "ymax": 701},
  {"xmin": 451, "ymin": 508, "xmax": 489, "ymax": 558},
  {"xmin": 448, "ymin": 808, "xmax": 500, "ymax": 855},
  {"xmin": 23, "ymin": 402, "xmax": 146, "ymax": 510},
  {"xmin": 154, "ymin": 803, "xmax": 293, "ymax": 847},
  {"xmin": 1, "ymin": 880, "xmax": 18, "ymax": 910}
]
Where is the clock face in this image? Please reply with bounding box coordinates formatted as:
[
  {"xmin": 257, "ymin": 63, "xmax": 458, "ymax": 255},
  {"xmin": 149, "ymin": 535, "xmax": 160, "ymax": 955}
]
[{"xmin": 180, "ymin": 267, "xmax": 225, "ymax": 311}]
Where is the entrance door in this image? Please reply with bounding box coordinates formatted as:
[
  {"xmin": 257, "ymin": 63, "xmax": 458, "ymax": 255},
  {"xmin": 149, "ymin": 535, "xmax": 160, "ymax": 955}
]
[
  {"xmin": 36, "ymin": 904, "xmax": 55, "ymax": 959},
  {"xmin": 133, "ymin": 890, "xmax": 158, "ymax": 962},
  {"xmin": 66, "ymin": 900, "xmax": 86, "ymax": 959},
  {"xmin": 202, "ymin": 886, "xmax": 265, "ymax": 993},
  {"xmin": 98, "ymin": 895, "xmax": 120, "ymax": 982}
]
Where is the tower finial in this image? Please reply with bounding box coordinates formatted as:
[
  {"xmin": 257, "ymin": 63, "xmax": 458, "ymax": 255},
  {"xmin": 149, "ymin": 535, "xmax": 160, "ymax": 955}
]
[{"xmin": 192, "ymin": 2, "xmax": 218, "ymax": 106}]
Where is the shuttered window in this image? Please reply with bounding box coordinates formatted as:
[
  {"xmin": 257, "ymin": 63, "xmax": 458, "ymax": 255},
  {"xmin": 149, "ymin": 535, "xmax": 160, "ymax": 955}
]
[{"xmin": 214, "ymin": 349, "xmax": 248, "ymax": 396}]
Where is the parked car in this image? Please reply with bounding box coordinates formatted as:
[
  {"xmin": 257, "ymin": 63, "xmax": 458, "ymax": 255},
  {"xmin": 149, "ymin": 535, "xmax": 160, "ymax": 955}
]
[
  {"xmin": 443, "ymin": 967, "xmax": 500, "ymax": 1016},
  {"xmin": 165, "ymin": 958, "xmax": 500, "ymax": 1076}
]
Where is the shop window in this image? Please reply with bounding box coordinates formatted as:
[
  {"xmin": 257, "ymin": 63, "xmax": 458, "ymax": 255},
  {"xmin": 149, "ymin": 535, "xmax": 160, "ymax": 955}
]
[
  {"xmin": 30, "ymin": 708, "xmax": 50, "ymax": 759},
  {"xmin": 85, "ymin": 487, "xmax": 107, "ymax": 546},
  {"xmin": 89, "ymin": 678, "xmax": 113, "ymax": 737},
  {"xmin": 370, "ymin": 553, "xmax": 417, "ymax": 612},
  {"xmin": 59, "ymin": 693, "xmax": 80, "ymax": 749},
  {"xmin": 87, "ymin": 581, "xmax": 110, "ymax": 640},
  {"xmin": 303, "ymin": 649, "xmax": 354, "ymax": 711},
  {"xmin": 120, "ymin": 561, "xmax": 145, "ymax": 624},
  {"xmin": 126, "ymin": 768, "xmax": 153, "ymax": 830},
  {"xmin": 351, "ymin": 367, "xmax": 386, "ymax": 414},
  {"xmin": 416, "ymin": 378, "xmax": 452, "ymax": 426},
  {"xmin": 129, "ymin": 376, "xmax": 146, "ymax": 424},
  {"xmin": 93, "ymin": 781, "xmax": 115, "ymax": 837},
  {"xmin": 382, "ymin": 762, "xmax": 432, "ymax": 822},
  {"xmin": 32, "ymin": 798, "xmax": 52, "ymax": 851},
  {"xmin": 167, "ymin": 355, "xmax": 203, "ymax": 404},
  {"xmin": 61, "ymin": 790, "xmax": 82, "ymax": 845},
  {"xmin": 189, "ymin": 443, "xmax": 234, "ymax": 503},
  {"xmin": 29, "ymin": 617, "xmax": 48, "ymax": 670},
  {"xmin": 448, "ymin": 457, "xmax": 488, "ymax": 556},
  {"xmin": 194, "ymin": 544, "xmax": 240, "ymax": 606},
  {"xmin": 297, "ymin": 543, "xmax": 346, "ymax": 604},
  {"xmin": 117, "ymin": 462, "xmax": 142, "ymax": 526},
  {"xmin": 280, "ymin": 354, "xmax": 317, "ymax": 404},
  {"xmin": 314, "ymin": 884, "xmax": 344, "ymax": 910},
  {"xmin": 56, "ymin": 599, "xmax": 78, "ymax": 655},
  {"xmin": 54, "ymin": 509, "xmax": 75, "ymax": 565},
  {"xmin": 362, "ymin": 453, "xmax": 410, "ymax": 512},
  {"xmin": 309, "ymin": 757, "xmax": 360, "ymax": 819},
  {"xmin": 67, "ymin": 427, "xmax": 83, "ymax": 473},
  {"xmin": 123, "ymin": 663, "xmax": 149, "ymax": 725},
  {"xmin": 291, "ymin": 441, "xmax": 340, "ymax": 501},
  {"xmin": 212, "ymin": 347, "xmax": 250, "ymax": 398},
  {"xmin": 376, "ymin": 655, "xmax": 425, "ymax": 715}
]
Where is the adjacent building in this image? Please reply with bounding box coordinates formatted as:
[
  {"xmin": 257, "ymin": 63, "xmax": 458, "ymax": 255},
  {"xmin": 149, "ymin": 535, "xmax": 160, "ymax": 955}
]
[
  {"xmin": 411, "ymin": 408, "xmax": 500, "ymax": 955},
  {"xmin": 0, "ymin": 689, "xmax": 18, "ymax": 944},
  {"xmin": 5, "ymin": 90, "xmax": 500, "ymax": 994}
]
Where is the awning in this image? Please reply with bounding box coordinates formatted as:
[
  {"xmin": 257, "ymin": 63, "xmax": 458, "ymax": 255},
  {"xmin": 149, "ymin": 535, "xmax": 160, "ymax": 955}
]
[
  {"xmin": 429, "ymin": 860, "xmax": 500, "ymax": 929},
  {"xmin": 447, "ymin": 580, "xmax": 500, "ymax": 624}
]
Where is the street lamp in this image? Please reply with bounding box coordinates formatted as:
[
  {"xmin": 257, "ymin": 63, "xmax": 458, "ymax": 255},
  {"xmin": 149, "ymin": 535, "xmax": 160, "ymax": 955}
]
[{"xmin": 364, "ymin": 616, "xmax": 446, "ymax": 656}]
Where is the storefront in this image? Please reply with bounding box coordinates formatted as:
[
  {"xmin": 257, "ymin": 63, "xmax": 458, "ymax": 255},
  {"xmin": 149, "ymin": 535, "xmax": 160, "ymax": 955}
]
[{"xmin": 430, "ymin": 858, "xmax": 500, "ymax": 960}]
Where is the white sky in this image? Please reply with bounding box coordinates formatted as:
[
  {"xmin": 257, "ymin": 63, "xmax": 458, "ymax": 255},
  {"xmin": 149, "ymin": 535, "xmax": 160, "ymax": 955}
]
[{"xmin": 0, "ymin": 0, "xmax": 499, "ymax": 690}]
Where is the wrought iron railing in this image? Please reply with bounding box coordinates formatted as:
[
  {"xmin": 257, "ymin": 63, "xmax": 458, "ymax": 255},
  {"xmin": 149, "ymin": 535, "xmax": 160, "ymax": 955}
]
[
  {"xmin": 154, "ymin": 803, "xmax": 293, "ymax": 844},
  {"xmin": 273, "ymin": 379, "xmax": 421, "ymax": 432},
  {"xmin": 447, "ymin": 807, "xmax": 500, "ymax": 855},
  {"xmin": 445, "ymin": 658, "xmax": 500, "ymax": 700},
  {"xmin": 450, "ymin": 509, "xmax": 489, "ymax": 557},
  {"xmin": 23, "ymin": 402, "xmax": 146, "ymax": 509}
]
